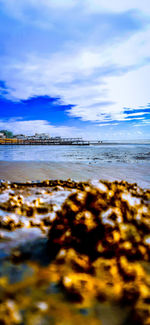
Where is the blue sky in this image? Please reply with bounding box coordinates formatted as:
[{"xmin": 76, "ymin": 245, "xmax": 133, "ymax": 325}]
[{"xmin": 0, "ymin": 0, "xmax": 150, "ymax": 140}]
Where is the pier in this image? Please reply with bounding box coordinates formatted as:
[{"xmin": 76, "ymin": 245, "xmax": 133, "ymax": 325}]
[{"xmin": 0, "ymin": 138, "xmax": 91, "ymax": 145}]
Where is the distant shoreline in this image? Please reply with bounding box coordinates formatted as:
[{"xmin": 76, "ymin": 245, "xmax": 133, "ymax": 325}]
[{"xmin": 0, "ymin": 142, "xmax": 150, "ymax": 146}]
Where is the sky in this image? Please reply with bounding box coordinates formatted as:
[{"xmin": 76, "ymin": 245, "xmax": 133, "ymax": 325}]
[{"xmin": 0, "ymin": 0, "xmax": 150, "ymax": 140}]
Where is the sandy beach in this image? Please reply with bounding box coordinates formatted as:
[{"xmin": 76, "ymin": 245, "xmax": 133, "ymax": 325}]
[{"xmin": 0, "ymin": 161, "xmax": 149, "ymax": 188}]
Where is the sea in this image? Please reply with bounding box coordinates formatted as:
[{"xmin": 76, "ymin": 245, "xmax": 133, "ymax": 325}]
[
  {"xmin": 0, "ymin": 143, "xmax": 150, "ymax": 164},
  {"xmin": 0, "ymin": 144, "xmax": 150, "ymax": 188}
]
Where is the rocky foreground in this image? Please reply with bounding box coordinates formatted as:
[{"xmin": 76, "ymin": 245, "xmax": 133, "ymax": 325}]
[{"xmin": 0, "ymin": 179, "xmax": 150, "ymax": 325}]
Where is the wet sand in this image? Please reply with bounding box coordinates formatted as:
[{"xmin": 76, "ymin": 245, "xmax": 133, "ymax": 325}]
[{"xmin": 0, "ymin": 161, "xmax": 149, "ymax": 188}]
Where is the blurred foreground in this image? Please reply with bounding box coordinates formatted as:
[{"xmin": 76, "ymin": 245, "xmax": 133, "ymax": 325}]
[{"xmin": 0, "ymin": 179, "xmax": 150, "ymax": 324}]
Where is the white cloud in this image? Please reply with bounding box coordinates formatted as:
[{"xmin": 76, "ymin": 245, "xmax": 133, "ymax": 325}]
[
  {"xmin": 106, "ymin": 64, "xmax": 150, "ymax": 113},
  {"xmin": 0, "ymin": 0, "xmax": 150, "ymax": 126},
  {"xmin": 0, "ymin": 119, "xmax": 78, "ymax": 137},
  {"xmin": 125, "ymin": 112, "xmax": 149, "ymax": 117},
  {"xmin": 2, "ymin": 44, "xmax": 150, "ymax": 124},
  {"xmin": 1, "ymin": 0, "xmax": 150, "ymax": 16},
  {"xmin": 85, "ymin": 0, "xmax": 150, "ymax": 15},
  {"xmin": 98, "ymin": 123, "xmax": 119, "ymax": 126},
  {"xmin": 0, "ymin": 0, "xmax": 76, "ymax": 10},
  {"xmin": 0, "ymin": 0, "xmax": 77, "ymax": 20}
]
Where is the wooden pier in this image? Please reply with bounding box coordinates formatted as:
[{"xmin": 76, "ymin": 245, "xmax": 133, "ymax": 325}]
[{"xmin": 0, "ymin": 138, "xmax": 91, "ymax": 145}]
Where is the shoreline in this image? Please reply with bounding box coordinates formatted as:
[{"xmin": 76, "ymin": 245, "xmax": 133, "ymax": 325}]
[
  {"xmin": 0, "ymin": 161, "xmax": 149, "ymax": 188},
  {"xmin": 0, "ymin": 142, "xmax": 150, "ymax": 145}
]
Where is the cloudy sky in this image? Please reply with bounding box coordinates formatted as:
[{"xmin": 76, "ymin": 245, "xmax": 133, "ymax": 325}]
[{"xmin": 0, "ymin": 0, "xmax": 150, "ymax": 140}]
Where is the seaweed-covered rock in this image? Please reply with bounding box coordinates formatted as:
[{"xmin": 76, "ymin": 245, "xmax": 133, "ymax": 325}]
[{"xmin": 0, "ymin": 179, "xmax": 150, "ymax": 324}]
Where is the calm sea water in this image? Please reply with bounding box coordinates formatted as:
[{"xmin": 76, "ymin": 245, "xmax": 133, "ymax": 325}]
[{"xmin": 0, "ymin": 144, "xmax": 150, "ymax": 164}]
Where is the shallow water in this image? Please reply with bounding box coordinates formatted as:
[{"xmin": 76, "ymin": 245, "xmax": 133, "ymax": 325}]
[{"xmin": 0, "ymin": 144, "xmax": 150, "ymax": 164}]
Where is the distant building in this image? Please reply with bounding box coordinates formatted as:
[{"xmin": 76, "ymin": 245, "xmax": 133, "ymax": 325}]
[
  {"xmin": 14, "ymin": 134, "xmax": 27, "ymax": 139},
  {"xmin": 34, "ymin": 133, "xmax": 50, "ymax": 139},
  {"xmin": 0, "ymin": 132, "xmax": 6, "ymax": 138},
  {"xmin": 27, "ymin": 133, "xmax": 50, "ymax": 140}
]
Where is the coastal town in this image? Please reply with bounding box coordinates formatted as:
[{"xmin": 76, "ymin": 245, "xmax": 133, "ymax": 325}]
[{"xmin": 0, "ymin": 130, "xmax": 102, "ymax": 145}]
